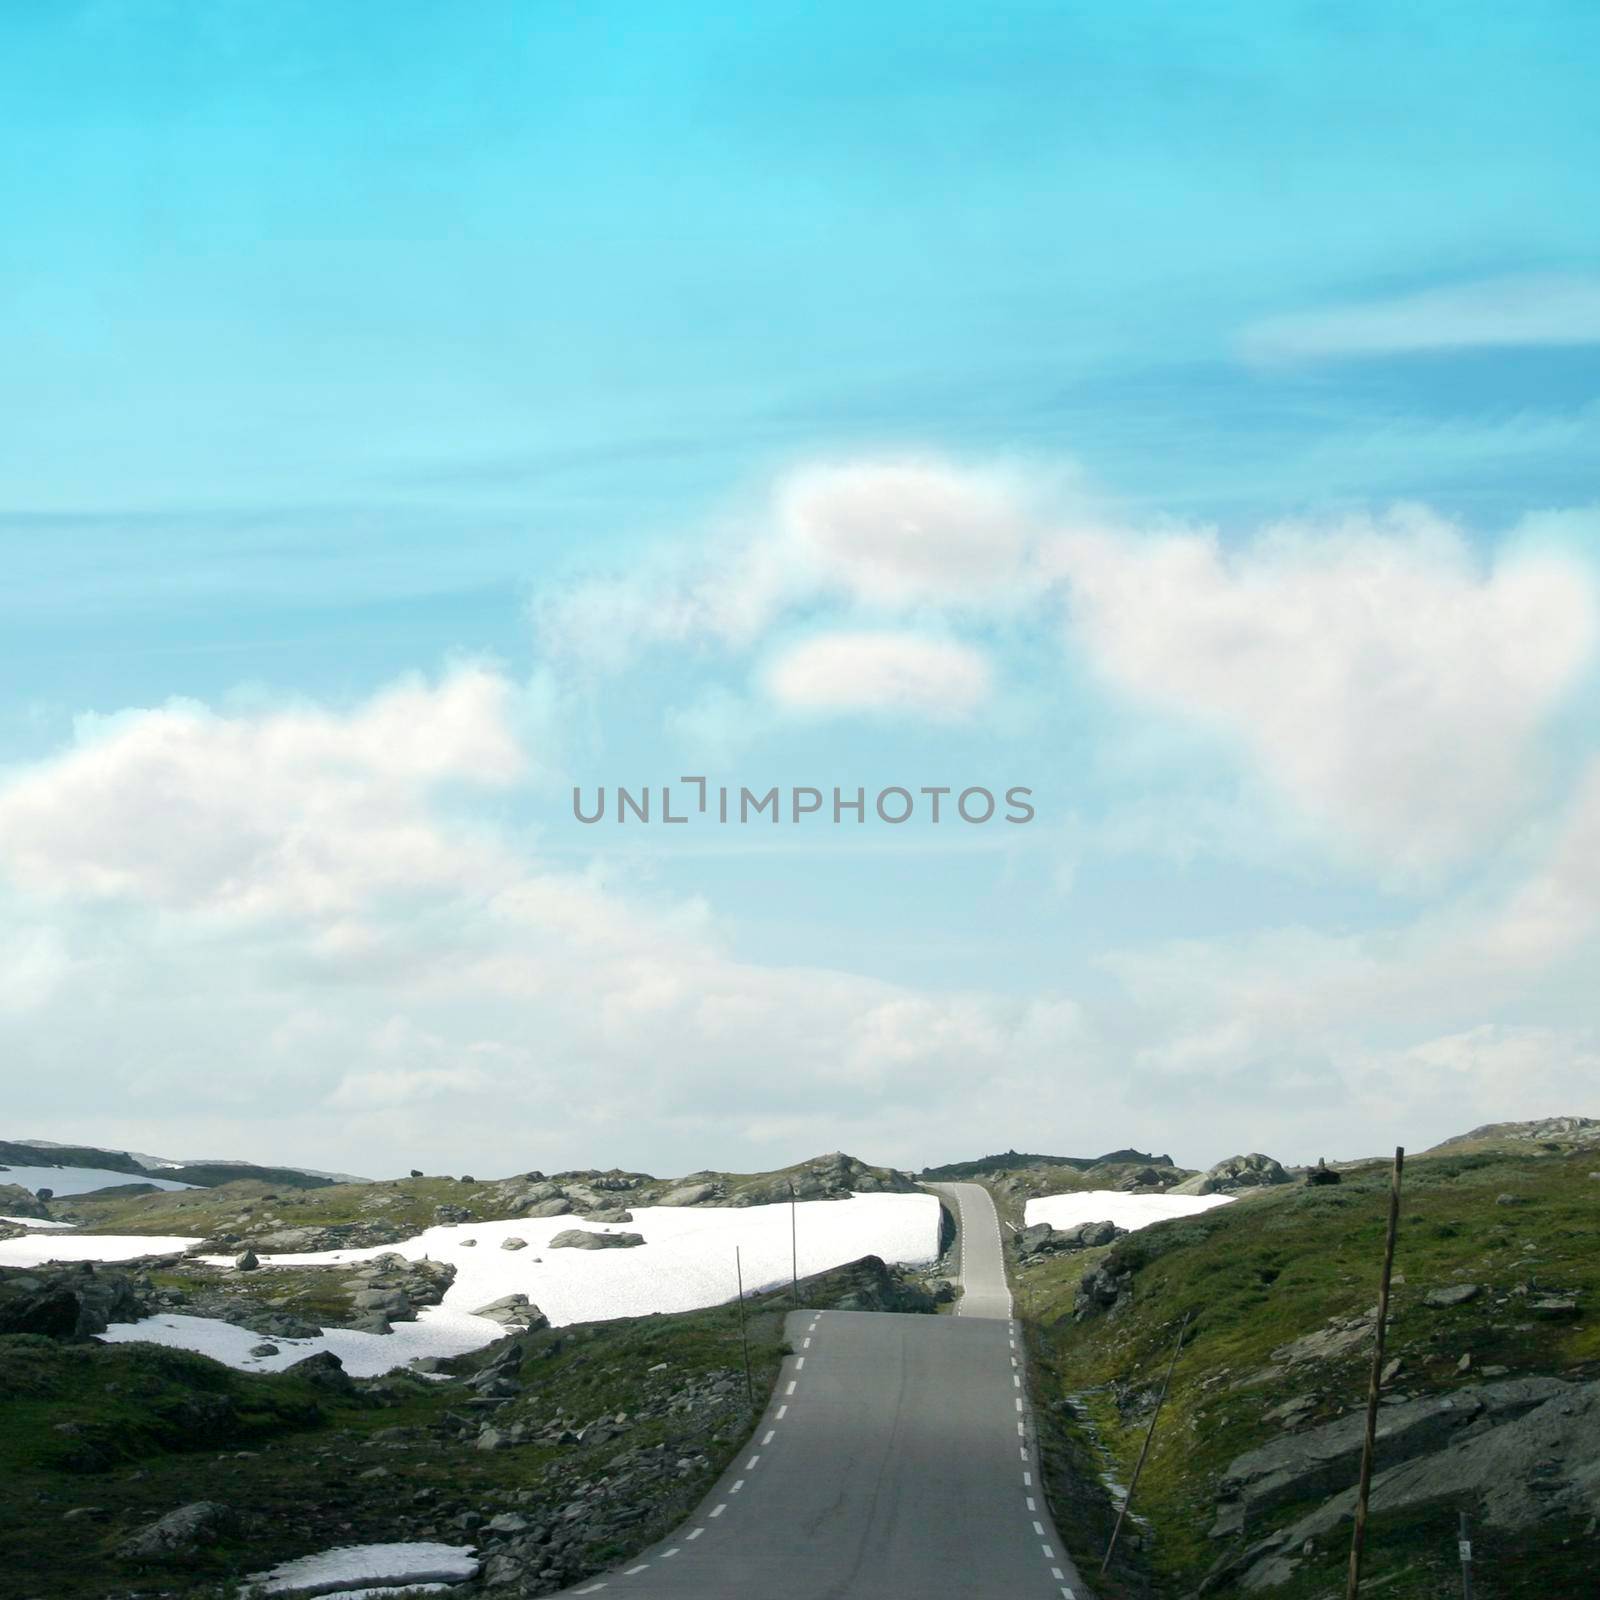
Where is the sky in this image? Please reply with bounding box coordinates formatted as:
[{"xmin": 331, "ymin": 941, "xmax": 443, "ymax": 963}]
[{"xmin": 2, "ymin": 1, "xmax": 1598, "ymax": 1179}]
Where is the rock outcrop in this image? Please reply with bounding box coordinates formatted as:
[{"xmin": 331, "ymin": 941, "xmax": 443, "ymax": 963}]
[
  {"xmin": 1208, "ymin": 1379, "xmax": 1600, "ymax": 1590},
  {"xmin": 0, "ymin": 1261, "xmax": 151, "ymax": 1338},
  {"xmin": 1173, "ymin": 1153, "xmax": 1292, "ymax": 1196}
]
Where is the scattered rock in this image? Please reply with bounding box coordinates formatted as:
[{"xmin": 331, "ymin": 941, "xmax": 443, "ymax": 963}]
[
  {"xmin": 1304, "ymin": 1159, "xmax": 1341, "ymax": 1187},
  {"xmin": 249, "ymin": 1343, "xmax": 279, "ymax": 1357},
  {"xmin": 234, "ymin": 1248, "xmax": 259, "ymax": 1272},
  {"xmin": 500, "ymin": 1237, "xmax": 529, "ymax": 1252},
  {"xmin": 0, "ymin": 1261, "xmax": 151, "ymax": 1338},
  {"xmin": 1173, "ymin": 1154, "xmax": 1292, "ymax": 1196},
  {"xmin": 116, "ymin": 1501, "xmax": 236, "ymax": 1561},
  {"xmin": 549, "ymin": 1229, "xmax": 645, "ymax": 1251},
  {"xmin": 470, "ymin": 1294, "xmax": 550, "ymax": 1330},
  {"xmin": 1423, "ymin": 1283, "xmax": 1482, "ymax": 1308}
]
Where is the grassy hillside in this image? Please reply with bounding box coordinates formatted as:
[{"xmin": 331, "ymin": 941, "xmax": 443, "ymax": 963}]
[
  {"xmin": 1013, "ymin": 1148, "xmax": 1599, "ymax": 1598},
  {"xmin": 0, "ymin": 1255, "xmax": 927, "ymax": 1599}
]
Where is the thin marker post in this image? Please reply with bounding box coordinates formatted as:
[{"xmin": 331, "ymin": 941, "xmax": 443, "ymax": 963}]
[
  {"xmin": 1347, "ymin": 1146, "xmax": 1405, "ymax": 1600},
  {"xmin": 735, "ymin": 1246, "xmax": 754, "ymax": 1410}
]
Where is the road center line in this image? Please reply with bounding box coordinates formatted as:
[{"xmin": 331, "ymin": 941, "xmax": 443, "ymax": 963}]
[
  {"xmin": 710, "ymin": 1503, "xmax": 727, "ymax": 1519},
  {"xmin": 625, "ymin": 1564, "xmax": 649, "ymax": 1574},
  {"xmin": 762, "ymin": 1429, "xmax": 776, "ymax": 1444},
  {"xmin": 686, "ymin": 1528, "xmax": 704, "ymax": 1541},
  {"xmin": 731, "ymin": 1479, "xmax": 745, "ymax": 1493},
  {"xmin": 785, "ymin": 1380, "xmax": 797, "ymax": 1395},
  {"xmin": 777, "ymin": 1404, "xmax": 788, "ymax": 1419},
  {"xmin": 747, "ymin": 1454, "xmax": 760, "ymax": 1468}
]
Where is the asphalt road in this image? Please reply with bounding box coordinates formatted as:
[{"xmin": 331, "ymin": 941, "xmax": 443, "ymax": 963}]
[{"xmin": 555, "ymin": 1182, "xmax": 1091, "ymax": 1599}]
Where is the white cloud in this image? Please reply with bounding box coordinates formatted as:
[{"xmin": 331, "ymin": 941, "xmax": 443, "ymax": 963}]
[
  {"xmin": 537, "ymin": 457, "xmax": 1051, "ymax": 675},
  {"xmin": 0, "ymin": 667, "xmax": 523, "ymax": 918},
  {"xmin": 764, "ymin": 631, "xmax": 994, "ymax": 720},
  {"xmin": 1051, "ymin": 516, "xmax": 1597, "ymax": 876},
  {"xmin": 1241, "ymin": 273, "xmax": 1600, "ymax": 362}
]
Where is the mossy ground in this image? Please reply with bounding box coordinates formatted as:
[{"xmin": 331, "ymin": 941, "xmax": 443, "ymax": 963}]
[
  {"xmin": 1009, "ymin": 1150, "xmax": 1599, "ymax": 1598},
  {"xmin": 0, "ymin": 1291, "xmax": 798, "ymax": 1600}
]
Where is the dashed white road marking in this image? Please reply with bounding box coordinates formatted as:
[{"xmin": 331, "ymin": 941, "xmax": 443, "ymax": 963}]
[
  {"xmin": 709, "ymin": 1503, "xmax": 727, "ymax": 1519},
  {"xmin": 1050, "ymin": 1568, "xmax": 1064, "ymax": 1581},
  {"xmin": 625, "ymin": 1563, "xmax": 649, "ymax": 1575},
  {"xmin": 1033, "ymin": 1520, "xmax": 1046, "ymax": 1536},
  {"xmin": 777, "ymin": 1404, "xmax": 788, "ymax": 1419},
  {"xmin": 795, "ymin": 1357, "xmax": 805, "ymax": 1370},
  {"xmin": 1041, "ymin": 1542, "xmax": 1056, "ymax": 1559},
  {"xmin": 1015, "ymin": 1397, "xmax": 1024, "ymax": 1412},
  {"xmin": 747, "ymin": 1454, "xmax": 760, "ymax": 1469},
  {"xmin": 785, "ymin": 1380, "xmax": 798, "ymax": 1395},
  {"xmin": 686, "ymin": 1528, "xmax": 704, "ymax": 1541},
  {"xmin": 1027, "ymin": 1496, "xmax": 1036, "ymax": 1511},
  {"xmin": 803, "ymin": 1337, "xmax": 812, "ymax": 1348},
  {"xmin": 762, "ymin": 1429, "xmax": 776, "ymax": 1444},
  {"xmin": 661, "ymin": 1548, "xmax": 679, "ymax": 1560},
  {"xmin": 1023, "ymin": 1470, "xmax": 1032, "ymax": 1487},
  {"xmin": 1013, "ymin": 1375, "xmax": 1021, "ymax": 1388},
  {"xmin": 574, "ymin": 1586, "xmax": 606, "ymax": 1595},
  {"xmin": 731, "ymin": 1479, "xmax": 745, "ymax": 1494}
]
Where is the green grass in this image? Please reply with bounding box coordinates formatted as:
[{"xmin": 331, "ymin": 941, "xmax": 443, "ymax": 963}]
[
  {"xmin": 0, "ymin": 1259, "xmax": 911, "ymax": 1599},
  {"xmin": 1011, "ymin": 1149, "xmax": 1599, "ymax": 1599}
]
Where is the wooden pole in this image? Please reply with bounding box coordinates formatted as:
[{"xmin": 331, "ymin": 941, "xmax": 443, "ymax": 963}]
[
  {"xmin": 735, "ymin": 1246, "xmax": 754, "ymax": 1409},
  {"xmin": 1346, "ymin": 1146, "xmax": 1405, "ymax": 1600},
  {"xmin": 789, "ymin": 1179, "xmax": 799, "ymax": 1307},
  {"xmin": 1100, "ymin": 1309, "xmax": 1192, "ymax": 1575}
]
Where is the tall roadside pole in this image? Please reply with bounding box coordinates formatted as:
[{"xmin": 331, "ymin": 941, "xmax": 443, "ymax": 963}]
[
  {"xmin": 1101, "ymin": 1309, "xmax": 1192, "ymax": 1576},
  {"xmin": 788, "ymin": 1179, "xmax": 799, "ymax": 1308},
  {"xmin": 734, "ymin": 1246, "xmax": 754, "ymax": 1409},
  {"xmin": 1347, "ymin": 1146, "xmax": 1405, "ymax": 1600}
]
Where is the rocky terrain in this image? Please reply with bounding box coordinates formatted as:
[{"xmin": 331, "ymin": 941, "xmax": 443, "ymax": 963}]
[
  {"xmin": 0, "ymin": 1250, "xmax": 945, "ymax": 1600},
  {"xmin": 1005, "ymin": 1124, "xmax": 1600, "ymax": 1599},
  {"xmin": 5, "ymin": 1125, "xmax": 1596, "ymax": 1599}
]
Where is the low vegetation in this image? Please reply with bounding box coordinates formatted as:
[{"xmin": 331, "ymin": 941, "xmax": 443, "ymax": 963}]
[{"xmin": 1008, "ymin": 1144, "xmax": 1599, "ymax": 1598}]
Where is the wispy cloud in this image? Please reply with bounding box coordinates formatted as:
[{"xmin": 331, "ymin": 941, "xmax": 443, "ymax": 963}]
[{"xmin": 1241, "ymin": 273, "xmax": 1600, "ymax": 362}]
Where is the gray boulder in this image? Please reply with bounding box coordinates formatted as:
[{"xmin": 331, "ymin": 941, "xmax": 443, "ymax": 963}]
[
  {"xmin": 1173, "ymin": 1153, "xmax": 1291, "ymax": 1196},
  {"xmin": 520, "ymin": 1196, "xmax": 572, "ymax": 1218},
  {"xmin": 549, "ymin": 1229, "xmax": 645, "ymax": 1250},
  {"xmin": 116, "ymin": 1501, "xmax": 236, "ymax": 1560},
  {"xmin": 500, "ymin": 1236, "xmax": 528, "ymax": 1251},
  {"xmin": 661, "ymin": 1181, "xmax": 720, "ymax": 1206},
  {"xmin": 471, "ymin": 1293, "xmax": 550, "ymax": 1330}
]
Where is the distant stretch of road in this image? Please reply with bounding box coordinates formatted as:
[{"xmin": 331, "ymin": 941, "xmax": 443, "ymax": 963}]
[{"xmin": 555, "ymin": 1180, "xmax": 1091, "ymax": 1598}]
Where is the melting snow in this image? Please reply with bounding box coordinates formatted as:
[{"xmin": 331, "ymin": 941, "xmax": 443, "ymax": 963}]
[
  {"xmin": 1023, "ymin": 1190, "xmax": 1235, "ymax": 1233},
  {"xmin": 89, "ymin": 1192, "xmax": 938, "ymax": 1376},
  {"xmin": 0, "ymin": 1232, "xmax": 199, "ymax": 1266},
  {"xmin": 242, "ymin": 1540, "xmax": 478, "ymax": 1596},
  {"xmin": 1, "ymin": 1215, "xmax": 76, "ymax": 1229}
]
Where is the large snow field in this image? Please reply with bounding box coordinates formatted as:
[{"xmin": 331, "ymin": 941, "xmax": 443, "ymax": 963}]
[
  {"xmin": 1, "ymin": 1215, "xmax": 77, "ymax": 1229},
  {"xmin": 242, "ymin": 1540, "xmax": 478, "ymax": 1596},
  {"xmin": 92, "ymin": 1192, "xmax": 939, "ymax": 1376},
  {"xmin": 0, "ymin": 1163, "xmax": 196, "ymax": 1195},
  {"xmin": 0, "ymin": 1232, "xmax": 199, "ymax": 1266},
  {"xmin": 1023, "ymin": 1190, "xmax": 1235, "ymax": 1233}
]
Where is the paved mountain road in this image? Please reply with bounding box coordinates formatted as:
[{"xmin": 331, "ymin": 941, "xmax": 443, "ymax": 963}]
[{"xmin": 554, "ymin": 1182, "xmax": 1092, "ymax": 1598}]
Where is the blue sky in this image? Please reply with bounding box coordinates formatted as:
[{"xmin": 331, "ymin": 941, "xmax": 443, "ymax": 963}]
[{"xmin": 1, "ymin": 3, "xmax": 1598, "ymax": 1177}]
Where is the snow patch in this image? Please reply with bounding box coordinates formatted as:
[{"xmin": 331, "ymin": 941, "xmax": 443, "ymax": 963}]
[
  {"xmin": 1, "ymin": 1214, "xmax": 76, "ymax": 1229},
  {"xmin": 0, "ymin": 1232, "xmax": 199, "ymax": 1266},
  {"xmin": 98, "ymin": 1193, "xmax": 939, "ymax": 1376},
  {"xmin": 243, "ymin": 1541, "xmax": 478, "ymax": 1597}
]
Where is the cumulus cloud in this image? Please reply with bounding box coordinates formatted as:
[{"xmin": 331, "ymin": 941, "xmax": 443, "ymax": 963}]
[
  {"xmin": 1241, "ymin": 272, "xmax": 1600, "ymax": 362},
  {"xmin": 1051, "ymin": 515, "xmax": 1597, "ymax": 875},
  {"xmin": 764, "ymin": 631, "xmax": 994, "ymax": 720},
  {"xmin": 536, "ymin": 457, "xmax": 1049, "ymax": 676},
  {"xmin": 0, "ymin": 667, "xmax": 523, "ymax": 917}
]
